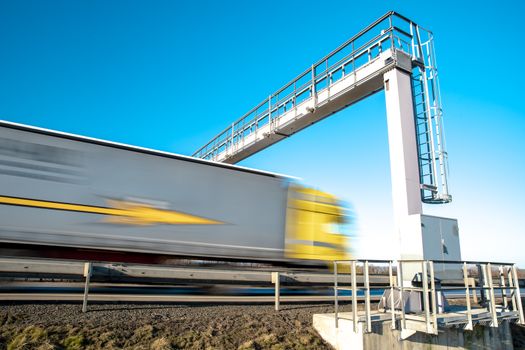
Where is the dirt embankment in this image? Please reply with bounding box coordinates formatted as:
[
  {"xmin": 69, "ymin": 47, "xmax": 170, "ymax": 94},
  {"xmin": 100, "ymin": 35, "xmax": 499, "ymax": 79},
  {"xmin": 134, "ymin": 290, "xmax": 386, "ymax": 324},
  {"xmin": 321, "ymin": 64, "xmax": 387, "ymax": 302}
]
[{"xmin": 0, "ymin": 303, "xmax": 334, "ymax": 350}]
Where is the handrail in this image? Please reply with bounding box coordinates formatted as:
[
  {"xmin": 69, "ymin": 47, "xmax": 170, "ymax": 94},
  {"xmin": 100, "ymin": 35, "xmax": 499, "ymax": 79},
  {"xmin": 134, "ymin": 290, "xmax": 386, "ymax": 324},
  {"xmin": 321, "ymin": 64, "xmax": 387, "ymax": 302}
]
[
  {"xmin": 193, "ymin": 12, "xmax": 420, "ymax": 159},
  {"xmin": 332, "ymin": 259, "xmax": 525, "ymax": 335},
  {"xmin": 193, "ymin": 11, "xmax": 452, "ymax": 205}
]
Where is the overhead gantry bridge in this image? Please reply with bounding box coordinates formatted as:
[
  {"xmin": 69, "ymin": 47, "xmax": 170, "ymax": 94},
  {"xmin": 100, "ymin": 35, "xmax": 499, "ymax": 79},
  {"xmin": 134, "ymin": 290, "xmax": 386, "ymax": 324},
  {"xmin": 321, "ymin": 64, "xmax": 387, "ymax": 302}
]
[
  {"xmin": 193, "ymin": 11, "xmax": 450, "ymax": 206},
  {"xmin": 194, "ymin": 11, "xmax": 457, "ymax": 275}
]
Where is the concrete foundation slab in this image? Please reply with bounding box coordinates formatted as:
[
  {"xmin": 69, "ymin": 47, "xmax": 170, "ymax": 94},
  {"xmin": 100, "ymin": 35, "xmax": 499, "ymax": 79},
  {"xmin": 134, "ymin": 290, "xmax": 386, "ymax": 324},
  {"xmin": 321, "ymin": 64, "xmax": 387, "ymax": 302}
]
[
  {"xmin": 313, "ymin": 313, "xmax": 515, "ymax": 350},
  {"xmin": 313, "ymin": 313, "xmax": 364, "ymax": 350}
]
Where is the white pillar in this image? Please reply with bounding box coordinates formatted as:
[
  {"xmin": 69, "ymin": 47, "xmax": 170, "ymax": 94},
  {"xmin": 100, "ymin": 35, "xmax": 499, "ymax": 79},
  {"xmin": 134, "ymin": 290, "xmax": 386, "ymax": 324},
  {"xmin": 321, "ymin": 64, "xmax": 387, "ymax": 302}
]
[{"xmin": 384, "ymin": 68, "xmax": 424, "ymax": 266}]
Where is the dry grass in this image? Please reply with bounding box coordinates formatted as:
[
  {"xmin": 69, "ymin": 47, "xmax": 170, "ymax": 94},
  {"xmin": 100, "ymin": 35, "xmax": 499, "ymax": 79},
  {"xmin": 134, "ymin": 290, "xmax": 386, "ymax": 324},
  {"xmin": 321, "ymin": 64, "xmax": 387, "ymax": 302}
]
[{"xmin": 0, "ymin": 303, "xmax": 333, "ymax": 350}]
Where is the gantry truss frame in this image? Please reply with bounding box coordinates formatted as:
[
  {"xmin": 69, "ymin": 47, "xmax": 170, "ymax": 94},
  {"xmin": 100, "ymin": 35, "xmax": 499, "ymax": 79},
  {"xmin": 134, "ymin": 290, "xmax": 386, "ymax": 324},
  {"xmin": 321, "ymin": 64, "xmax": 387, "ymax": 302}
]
[{"xmin": 193, "ymin": 11, "xmax": 451, "ymax": 204}]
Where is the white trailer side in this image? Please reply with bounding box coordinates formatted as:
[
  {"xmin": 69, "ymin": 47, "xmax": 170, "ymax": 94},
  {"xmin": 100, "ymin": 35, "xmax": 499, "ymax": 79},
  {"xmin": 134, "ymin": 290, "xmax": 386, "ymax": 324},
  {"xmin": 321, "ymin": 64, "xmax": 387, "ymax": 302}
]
[{"xmin": 0, "ymin": 121, "xmax": 291, "ymax": 262}]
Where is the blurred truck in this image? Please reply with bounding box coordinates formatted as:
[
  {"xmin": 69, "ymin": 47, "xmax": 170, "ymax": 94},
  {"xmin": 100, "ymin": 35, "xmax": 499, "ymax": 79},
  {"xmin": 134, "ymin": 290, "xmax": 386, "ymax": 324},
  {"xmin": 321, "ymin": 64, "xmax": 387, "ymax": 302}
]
[{"xmin": 0, "ymin": 121, "xmax": 350, "ymax": 265}]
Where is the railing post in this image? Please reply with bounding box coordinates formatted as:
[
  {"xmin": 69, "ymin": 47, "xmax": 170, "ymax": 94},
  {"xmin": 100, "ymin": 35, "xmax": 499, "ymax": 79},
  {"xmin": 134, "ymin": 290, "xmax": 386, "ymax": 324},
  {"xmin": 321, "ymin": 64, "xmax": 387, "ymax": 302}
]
[
  {"xmin": 351, "ymin": 41, "xmax": 355, "ymax": 83},
  {"xmin": 512, "ymin": 265, "xmax": 525, "ymax": 324},
  {"xmin": 499, "ymin": 265, "xmax": 508, "ymax": 311},
  {"xmin": 351, "ymin": 260, "xmax": 358, "ymax": 333},
  {"xmin": 334, "ymin": 261, "xmax": 338, "ymax": 328},
  {"xmin": 388, "ymin": 261, "xmax": 395, "ymax": 329},
  {"xmin": 422, "ymin": 261, "xmax": 431, "ymax": 333},
  {"xmin": 398, "ymin": 261, "xmax": 406, "ymax": 331},
  {"xmin": 311, "ymin": 64, "xmax": 317, "ymax": 108},
  {"xmin": 268, "ymin": 94, "xmax": 272, "ymax": 132},
  {"xmin": 463, "ymin": 262, "xmax": 473, "ymax": 330},
  {"xmin": 428, "ymin": 261, "xmax": 437, "ymax": 334},
  {"xmin": 486, "ymin": 263, "xmax": 498, "ymax": 327},
  {"xmin": 364, "ymin": 260, "xmax": 371, "ymax": 333},
  {"xmin": 389, "ymin": 18, "xmax": 395, "ymax": 54},
  {"xmin": 230, "ymin": 122, "xmax": 235, "ymax": 153},
  {"xmin": 82, "ymin": 262, "xmax": 92, "ymax": 313}
]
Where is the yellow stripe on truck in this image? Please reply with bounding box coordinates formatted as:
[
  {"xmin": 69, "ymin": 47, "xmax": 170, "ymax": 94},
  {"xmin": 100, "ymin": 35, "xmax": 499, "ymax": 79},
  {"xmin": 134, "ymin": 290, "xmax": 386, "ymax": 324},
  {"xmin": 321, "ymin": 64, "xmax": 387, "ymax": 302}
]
[{"xmin": 0, "ymin": 195, "xmax": 223, "ymax": 226}]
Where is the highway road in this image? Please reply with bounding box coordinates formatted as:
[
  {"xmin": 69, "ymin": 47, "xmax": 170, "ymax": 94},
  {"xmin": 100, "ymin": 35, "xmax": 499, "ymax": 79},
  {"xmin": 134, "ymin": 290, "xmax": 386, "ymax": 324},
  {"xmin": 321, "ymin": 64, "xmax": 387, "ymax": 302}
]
[
  {"xmin": 0, "ymin": 293, "xmax": 374, "ymax": 303},
  {"xmin": 0, "ymin": 256, "xmax": 391, "ymax": 285},
  {"xmin": 0, "ymin": 256, "xmax": 386, "ymax": 305}
]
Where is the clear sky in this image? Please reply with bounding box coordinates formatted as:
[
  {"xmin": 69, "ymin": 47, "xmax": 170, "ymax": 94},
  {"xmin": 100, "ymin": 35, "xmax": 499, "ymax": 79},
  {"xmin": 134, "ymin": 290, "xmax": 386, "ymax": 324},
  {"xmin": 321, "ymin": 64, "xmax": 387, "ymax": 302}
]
[{"xmin": 1, "ymin": 1, "xmax": 524, "ymax": 264}]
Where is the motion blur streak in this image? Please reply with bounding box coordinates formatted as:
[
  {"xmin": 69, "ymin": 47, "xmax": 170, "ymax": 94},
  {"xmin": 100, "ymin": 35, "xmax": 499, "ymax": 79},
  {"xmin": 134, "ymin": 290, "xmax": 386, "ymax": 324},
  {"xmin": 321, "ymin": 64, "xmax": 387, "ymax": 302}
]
[
  {"xmin": 285, "ymin": 186, "xmax": 350, "ymax": 261},
  {"xmin": 0, "ymin": 121, "xmax": 351, "ymax": 266}
]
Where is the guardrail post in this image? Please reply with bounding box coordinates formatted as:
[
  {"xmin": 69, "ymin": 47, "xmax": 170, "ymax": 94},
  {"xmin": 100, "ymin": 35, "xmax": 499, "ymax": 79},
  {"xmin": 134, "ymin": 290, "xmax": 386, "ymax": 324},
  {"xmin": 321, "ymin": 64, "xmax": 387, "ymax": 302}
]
[
  {"xmin": 82, "ymin": 262, "xmax": 92, "ymax": 313},
  {"xmin": 272, "ymin": 272, "xmax": 280, "ymax": 311}
]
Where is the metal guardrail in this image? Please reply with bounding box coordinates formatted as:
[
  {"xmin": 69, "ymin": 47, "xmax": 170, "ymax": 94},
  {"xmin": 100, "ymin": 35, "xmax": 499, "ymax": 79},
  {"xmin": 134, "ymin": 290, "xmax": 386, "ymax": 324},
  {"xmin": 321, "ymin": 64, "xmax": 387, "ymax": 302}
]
[
  {"xmin": 0, "ymin": 257, "xmax": 387, "ymax": 285},
  {"xmin": 0, "ymin": 256, "xmax": 387, "ymax": 312},
  {"xmin": 332, "ymin": 259, "xmax": 524, "ymax": 337}
]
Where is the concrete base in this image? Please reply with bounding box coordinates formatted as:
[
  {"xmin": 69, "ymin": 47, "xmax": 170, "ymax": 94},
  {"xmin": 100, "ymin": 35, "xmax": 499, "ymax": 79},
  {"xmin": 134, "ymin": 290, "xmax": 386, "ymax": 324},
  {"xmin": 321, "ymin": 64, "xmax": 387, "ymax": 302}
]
[
  {"xmin": 313, "ymin": 313, "xmax": 364, "ymax": 350},
  {"xmin": 313, "ymin": 313, "xmax": 515, "ymax": 350}
]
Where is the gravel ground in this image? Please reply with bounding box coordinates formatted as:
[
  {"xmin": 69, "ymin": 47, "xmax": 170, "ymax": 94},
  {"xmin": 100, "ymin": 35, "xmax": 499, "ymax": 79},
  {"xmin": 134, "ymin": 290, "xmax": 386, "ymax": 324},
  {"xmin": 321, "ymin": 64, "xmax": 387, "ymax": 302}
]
[
  {"xmin": 2, "ymin": 301, "xmax": 525, "ymax": 350},
  {"xmin": 0, "ymin": 302, "xmax": 335, "ymax": 350}
]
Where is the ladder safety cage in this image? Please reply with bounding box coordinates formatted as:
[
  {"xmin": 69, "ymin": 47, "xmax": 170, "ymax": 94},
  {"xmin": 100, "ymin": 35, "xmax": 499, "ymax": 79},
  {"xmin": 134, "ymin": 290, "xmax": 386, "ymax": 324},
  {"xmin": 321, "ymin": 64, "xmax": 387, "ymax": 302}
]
[
  {"xmin": 409, "ymin": 24, "xmax": 451, "ymax": 204},
  {"xmin": 193, "ymin": 11, "xmax": 451, "ymax": 204}
]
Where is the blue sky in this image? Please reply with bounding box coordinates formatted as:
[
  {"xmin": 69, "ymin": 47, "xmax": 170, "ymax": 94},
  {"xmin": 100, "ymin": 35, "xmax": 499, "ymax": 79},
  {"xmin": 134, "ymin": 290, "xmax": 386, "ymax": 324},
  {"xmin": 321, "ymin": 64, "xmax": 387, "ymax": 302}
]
[{"xmin": 1, "ymin": 1, "xmax": 524, "ymax": 264}]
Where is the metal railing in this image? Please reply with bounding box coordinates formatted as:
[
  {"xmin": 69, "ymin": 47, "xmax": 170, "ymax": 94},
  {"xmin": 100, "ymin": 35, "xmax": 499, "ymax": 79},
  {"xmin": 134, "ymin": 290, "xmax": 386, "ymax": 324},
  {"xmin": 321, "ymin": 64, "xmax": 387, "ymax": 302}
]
[
  {"xmin": 334, "ymin": 259, "xmax": 395, "ymax": 332},
  {"xmin": 332, "ymin": 259, "xmax": 524, "ymax": 336},
  {"xmin": 193, "ymin": 11, "xmax": 413, "ymax": 161}
]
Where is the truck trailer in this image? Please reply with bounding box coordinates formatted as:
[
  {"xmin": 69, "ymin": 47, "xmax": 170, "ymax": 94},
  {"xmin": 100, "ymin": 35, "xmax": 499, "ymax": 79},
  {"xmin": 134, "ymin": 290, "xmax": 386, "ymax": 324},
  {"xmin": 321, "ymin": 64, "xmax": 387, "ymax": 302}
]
[{"xmin": 0, "ymin": 121, "xmax": 349, "ymax": 265}]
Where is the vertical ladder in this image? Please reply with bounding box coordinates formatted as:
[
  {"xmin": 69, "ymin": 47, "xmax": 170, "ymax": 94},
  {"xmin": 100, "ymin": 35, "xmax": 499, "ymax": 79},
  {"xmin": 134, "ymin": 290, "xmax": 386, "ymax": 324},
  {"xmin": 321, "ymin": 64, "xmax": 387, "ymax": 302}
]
[{"xmin": 410, "ymin": 25, "xmax": 451, "ymax": 204}]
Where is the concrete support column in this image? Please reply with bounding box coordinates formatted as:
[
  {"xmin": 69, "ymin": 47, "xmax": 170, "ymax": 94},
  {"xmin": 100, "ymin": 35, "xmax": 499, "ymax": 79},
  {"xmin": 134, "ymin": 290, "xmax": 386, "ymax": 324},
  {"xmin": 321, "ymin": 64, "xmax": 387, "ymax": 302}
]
[{"xmin": 384, "ymin": 68, "xmax": 423, "ymax": 280}]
